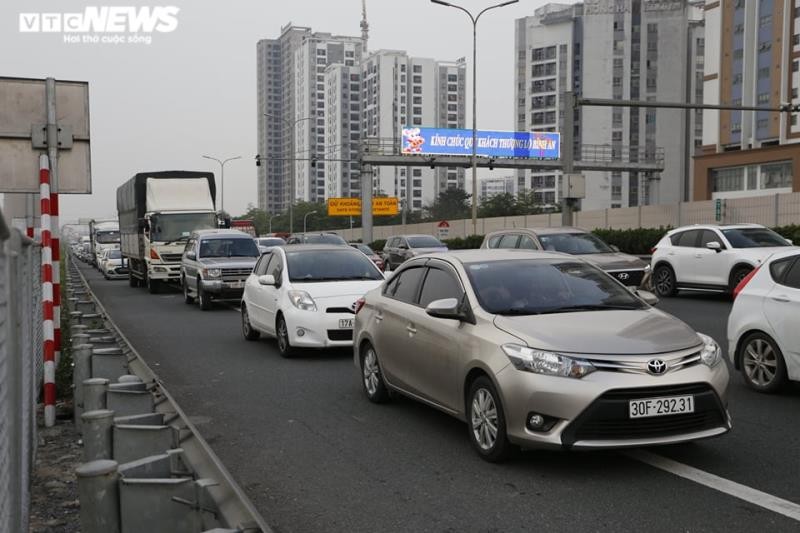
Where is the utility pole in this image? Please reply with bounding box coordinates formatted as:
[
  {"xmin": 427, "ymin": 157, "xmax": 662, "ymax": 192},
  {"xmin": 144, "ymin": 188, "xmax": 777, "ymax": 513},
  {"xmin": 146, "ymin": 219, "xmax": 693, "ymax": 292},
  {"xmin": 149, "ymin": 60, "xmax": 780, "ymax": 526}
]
[
  {"xmin": 561, "ymin": 92, "xmax": 575, "ymax": 226},
  {"xmin": 361, "ymin": 164, "xmax": 374, "ymax": 244}
]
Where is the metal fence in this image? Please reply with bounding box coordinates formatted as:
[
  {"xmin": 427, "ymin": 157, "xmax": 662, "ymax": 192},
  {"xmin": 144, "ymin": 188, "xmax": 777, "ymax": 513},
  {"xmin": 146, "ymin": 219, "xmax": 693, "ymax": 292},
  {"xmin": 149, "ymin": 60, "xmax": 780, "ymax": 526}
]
[
  {"xmin": 330, "ymin": 191, "xmax": 800, "ymax": 242},
  {"xmin": 0, "ymin": 207, "xmax": 42, "ymax": 533}
]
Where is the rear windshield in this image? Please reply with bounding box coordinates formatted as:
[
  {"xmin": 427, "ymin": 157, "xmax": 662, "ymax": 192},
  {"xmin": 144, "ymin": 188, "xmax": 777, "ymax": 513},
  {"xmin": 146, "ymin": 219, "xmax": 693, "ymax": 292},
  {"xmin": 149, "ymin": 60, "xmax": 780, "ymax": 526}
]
[
  {"xmin": 286, "ymin": 250, "xmax": 383, "ymax": 282},
  {"xmin": 199, "ymin": 238, "xmax": 259, "ymax": 258},
  {"xmin": 96, "ymin": 231, "xmax": 120, "ymax": 244},
  {"xmin": 303, "ymin": 234, "xmax": 347, "ymax": 245},
  {"xmin": 408, "ymin": 236, "xmax": 444, "ymax": 248},
  {"xmin": 353, "ymin": 244, "xmax": 375, "ymax": 255},
  {"xmin": 538, "ymin": 232, "xmax": 612, "ymax": 254},
  {"xmin": 108, "ymin": 250, "xmax": 122, "ymax": 259},
  {"xmin": 258, "ymin": 238, "xmax": 286, "ymax": 247},
  {"xmin": 721, "ymin": 228, "xmax": 790, "ymax": 248},
  {"xmin": 464, "ymin": 259, "xmax": 644, "ymax": 315}
]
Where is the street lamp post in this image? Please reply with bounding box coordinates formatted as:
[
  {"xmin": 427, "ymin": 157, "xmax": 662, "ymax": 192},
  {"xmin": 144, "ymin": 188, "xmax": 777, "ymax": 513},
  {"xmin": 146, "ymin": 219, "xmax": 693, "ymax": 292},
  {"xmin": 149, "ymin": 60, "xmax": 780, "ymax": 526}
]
[
  {"xmin": 268, "ymin": 213, "xmax": 281, "ymax": 234},
  {"xmin": 303, "ymin": 210, "xmax": 317, "ymax": 235},
  {"xmin": 201, "ymin": 155, "xmax": 242, "ymax": 213},
  {"xmin": 264, "ymin": 113, "xmax": 314, "ymax": 234},
  {"xmin": 430, "ymin": 0, "xmax": 518, "ymax": 235}
]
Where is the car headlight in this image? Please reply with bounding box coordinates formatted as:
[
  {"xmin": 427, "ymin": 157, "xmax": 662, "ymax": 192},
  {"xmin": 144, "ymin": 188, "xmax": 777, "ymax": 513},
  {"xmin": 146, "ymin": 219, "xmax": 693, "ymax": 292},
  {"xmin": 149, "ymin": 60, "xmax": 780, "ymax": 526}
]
[
  {"xmin": 288, "ymin": 290, "xmax": 317, "ymax": 311},
  {"xmin": 204, "ymin": 268, "xmax": 221, "ymax": 278},
  {"xmin": 501, "ymin": 344, "xmax": 595, "ymax": 379},
  {"xmin": 698, "ymin": 333, "xmax": 721, "ymax": 367}
]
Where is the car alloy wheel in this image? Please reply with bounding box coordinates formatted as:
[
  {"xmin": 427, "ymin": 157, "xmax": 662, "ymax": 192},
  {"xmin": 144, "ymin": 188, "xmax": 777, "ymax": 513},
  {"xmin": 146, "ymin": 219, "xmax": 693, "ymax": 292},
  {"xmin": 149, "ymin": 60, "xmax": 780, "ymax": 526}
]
[
  {"xmin": 361, "ymin": 344, "xmax": 389, "ymax": 403},
  {"xmin": 741, "ymin": 334, "xmax": 787, "ymax": 393},
  {"xmin": 241, "ymin": 305, "xmax": 260, "ymax": 341},
  {"xmin": 467, "ymin": 377, "xmax": 511, "ymax": 462},
  {"xmin": 654, "ymin": 265, "xmax": 676, "ymax": 297},
  {"xmin": 276, "ymin": 315, "xmax": 295, "ymax": 358}
]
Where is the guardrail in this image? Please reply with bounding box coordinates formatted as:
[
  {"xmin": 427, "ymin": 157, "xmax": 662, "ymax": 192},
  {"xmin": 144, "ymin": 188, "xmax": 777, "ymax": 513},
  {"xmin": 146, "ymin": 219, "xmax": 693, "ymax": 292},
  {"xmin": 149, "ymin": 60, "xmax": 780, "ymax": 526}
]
[
  {"xmin": 0, "ymin": 207, "xmax": 43, "ymax": 533},
  {"xmin": 67, "ymin": 253, "xmax": 270, "ymax": 533}
]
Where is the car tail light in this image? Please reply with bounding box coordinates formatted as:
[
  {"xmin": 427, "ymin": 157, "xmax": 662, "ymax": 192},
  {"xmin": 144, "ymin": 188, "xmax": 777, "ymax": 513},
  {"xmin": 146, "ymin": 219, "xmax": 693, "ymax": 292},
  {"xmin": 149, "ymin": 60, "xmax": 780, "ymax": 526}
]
[
  {"xmin": 149, "ymin": 248, "xmax": 161, "ymax": 260},
  {"xmin": 733, "ymin": 266, "xmax": 760, "ymax": 299},
  {"xmin": 354, "ymin": 297, "xmax": 366, "ymax": 315}
]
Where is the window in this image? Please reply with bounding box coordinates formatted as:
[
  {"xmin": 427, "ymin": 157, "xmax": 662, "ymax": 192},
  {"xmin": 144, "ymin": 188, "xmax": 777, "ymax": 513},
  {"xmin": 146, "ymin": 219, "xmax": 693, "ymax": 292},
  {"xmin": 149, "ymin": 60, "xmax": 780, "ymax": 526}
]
[
  {"xmin": 384, "ymin": 266, "xmax": 425, "ymax": 304},
  {"xmin": 267, "ymin": 253, "xmax": 283, "ymax": 281},
  {"xmin": 418, "ymin": 267, "xmax": 464, "ymax": 308},
  {"xmin": 699, "ymin": 230, "xmax": 724, "ymax": 249},
  {"xmin": 794, "ymin": 61, "xmax": 799, "ymax": 72},
  {"xmin": 779, "ymin": 258, "xmax": 800, "ymax": 289},
  {"xmin": 496, "ymin": 234, "xmax": 520, "ymax": 249},
  {"xmin": 413, "ymin": 65, "xmax": 422, "ymax": 73},
  {"xmin": 519, "ymin": 236, "xmax": 538, "ymax": 250},
  {"xmin": 254, "ymin": 253, "xmax": 272, "ymax": 276},
  {"xmin": 758, "ymin": 67, "xmax": 770, "ymax": 79},
  {"xmin": 448, "ymin": 84, "xmax": 458, "ymax": 92},
  {"xmin": 758, "ymin": 92, "xmax": 770, "ymax": 104},
  {"xmin": 413, "ymin": 96, "xmax": 422, "ymax": 104},
  {"xmin": 447, "ymin": 74, "xmax": 458, "ymax": 82},
  {"xmin": 760, "ymin": 14, "xmax": 772, "ymax": 27},
  {"xmin": 671, "ymin": 230, "xmax": 700, "ymax": 247},
  {"xmin": 769, "ymin": 257, "xmax": 796, "ymax": 284},
  {"xmin": 413, "ymin": 75, "xmax": 422, "ymax": 83}
]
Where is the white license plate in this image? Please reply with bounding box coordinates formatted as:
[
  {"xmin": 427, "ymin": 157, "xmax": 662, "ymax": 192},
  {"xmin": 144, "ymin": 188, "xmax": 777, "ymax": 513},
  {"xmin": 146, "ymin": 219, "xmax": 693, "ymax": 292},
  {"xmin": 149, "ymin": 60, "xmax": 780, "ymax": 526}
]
[
  {"xmin": 229, "ymin": 281, "xmax": 244, "ymax": 289},
  {"xmin": 339, "ymin": 318, "xmax": 354, "ymax": 329},
  {"xmin": 629, "ymin": 395, "xmax": 694, "ymax": 419}
]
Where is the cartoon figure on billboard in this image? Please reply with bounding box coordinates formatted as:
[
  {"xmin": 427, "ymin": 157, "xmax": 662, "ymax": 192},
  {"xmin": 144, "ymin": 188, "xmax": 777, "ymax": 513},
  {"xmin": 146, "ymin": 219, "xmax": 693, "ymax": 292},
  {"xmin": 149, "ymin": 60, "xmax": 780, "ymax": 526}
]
[{"xmin": 402, "ymin": 127, "xmax": 425, "ymax": 154}]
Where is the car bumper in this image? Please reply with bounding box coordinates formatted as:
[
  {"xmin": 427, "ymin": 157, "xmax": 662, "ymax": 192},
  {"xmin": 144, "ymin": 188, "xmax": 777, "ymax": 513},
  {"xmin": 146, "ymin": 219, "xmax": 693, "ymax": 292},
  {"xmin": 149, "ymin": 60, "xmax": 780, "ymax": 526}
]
[
  {"xmin": 104, "ymin": 268, "xmax": 128, "ymax": 279},
  {"xmin": 200, "ymin": 279, "xmax": 246, "ymax": 299},
  {"xmin": 496, "ymin": 361, "xmax": 731, "ymax": 450},
  {"xmin": 284, "ymin": 307, "xmax": 355, "ymax": 348},
  {"xmin": 149, "ymin": 263, "xmax": 181, "ymax": 281}
]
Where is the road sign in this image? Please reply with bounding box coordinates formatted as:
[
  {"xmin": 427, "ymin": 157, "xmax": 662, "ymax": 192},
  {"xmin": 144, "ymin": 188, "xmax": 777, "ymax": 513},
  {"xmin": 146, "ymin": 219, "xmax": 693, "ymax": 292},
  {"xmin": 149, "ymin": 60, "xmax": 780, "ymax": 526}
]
[
  {"xmin": 715, "ymin": 199, "xmax": 722, "ymax": 222},
  {"xmin": 327, "ymin": 197, "xmax": 399, "ymax": 216},
  {"xmin": 401, "ymin": 127, "xmax": 560, "ymax": 159},
  {"xmin": 437, "ymin": 220, "xmax": 450, "ymax": 239},
  {"xmin": 0, "ymin": 77, "xmax": 91, "ymax": 193}
]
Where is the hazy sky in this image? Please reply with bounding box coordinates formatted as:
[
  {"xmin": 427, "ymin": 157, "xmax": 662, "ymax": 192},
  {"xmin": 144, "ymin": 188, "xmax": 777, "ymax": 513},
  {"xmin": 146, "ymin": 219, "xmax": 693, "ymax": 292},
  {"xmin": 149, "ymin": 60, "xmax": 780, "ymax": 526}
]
[{"xmin": 0, "ymin": 0, "xmax": 557, "ymax": 222}]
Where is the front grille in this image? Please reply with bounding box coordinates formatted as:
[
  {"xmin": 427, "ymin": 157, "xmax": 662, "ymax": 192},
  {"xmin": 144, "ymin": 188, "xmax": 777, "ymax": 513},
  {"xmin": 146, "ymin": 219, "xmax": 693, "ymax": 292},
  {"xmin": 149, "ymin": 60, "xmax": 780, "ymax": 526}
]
[
  {"xmin": 562, "ymin": 382, "xmax": 727, "ymax": 446},
  {"xmin": 608, "ymin": 269, "xmax": 645, "ymax": 286},
  {"xmin": 327, "ymin": 329, "xmax": 353, "ymax": 341},
  {"xmin": 159, "ymin": 253, "xmax": 183, "ymax": 263},
  {"xmin": 326, "ymin": 307, "xmax": 355, "ymax": 314},
  {"xmin": 222, "ymin": 267, "xmax": 253, "ymax": 277},
  {"xmin": 113, "ymin": 267, "xmax": 129, "ymax": 274}
]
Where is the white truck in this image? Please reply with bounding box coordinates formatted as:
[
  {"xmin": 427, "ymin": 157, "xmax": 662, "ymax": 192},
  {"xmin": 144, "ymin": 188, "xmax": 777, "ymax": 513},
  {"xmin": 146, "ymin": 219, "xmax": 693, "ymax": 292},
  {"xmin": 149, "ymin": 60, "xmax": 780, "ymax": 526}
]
[
  {"xmin": 88, "ymin": 219, "xmax": 120, "ymax": 268},
  {"xmin": 117, "ymin": 171, "xmax": 218, "ymax": 293}
]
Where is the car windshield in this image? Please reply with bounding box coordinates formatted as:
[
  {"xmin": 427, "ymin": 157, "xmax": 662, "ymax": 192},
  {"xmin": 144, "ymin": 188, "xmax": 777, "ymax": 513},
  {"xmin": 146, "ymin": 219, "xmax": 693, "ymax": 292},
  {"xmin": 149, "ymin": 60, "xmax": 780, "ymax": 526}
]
[
  {"xmin": 286, "ymin": 250, "xmax": 383, "ymax": 282},
  {"xmin": 108, "ymin": 250, "xmax": 122, "ymax": 259},
  {"xmin": 538, "ymin": 232, "xmax": 613, "ymax": 254},
  {"xmin": 151, "ymin": 213, "xmax": 218, "ymax": 243},
  {"xmin": 464, "ymin": 259, "xmax": 645, "ymax": 315},
  {"xmin": 721, "ymin": 228, "xmax": 790, "ymax": 248},
  {"xmin": 258, "ymin": 238, "xmax": 286, "ymax": 247},
  {"xmin": 95, "ymin": 231, "xmax": 119, "ymax": 244},
  {"xmin": 407, "ymin": 236, "xmax": 444, "ymax": 248},
  {"xmin": 199, "ymin": 238, "xmax": 259, "ymax": 258},
  {"xmin": 302, "ymin": 234, "xmax": 347, "ymax": 245}
]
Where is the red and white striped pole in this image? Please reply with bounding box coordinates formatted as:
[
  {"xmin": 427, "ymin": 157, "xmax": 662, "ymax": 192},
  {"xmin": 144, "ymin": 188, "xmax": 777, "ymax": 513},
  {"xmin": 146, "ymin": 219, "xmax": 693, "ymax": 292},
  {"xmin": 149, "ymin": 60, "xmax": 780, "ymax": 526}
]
[
  {"xmin": 40, "ymin": 154, "xmax": 56, "ymax": 427},
  {"xmin": 51, "ymin": 192, "xmax": 61, "ymax": 368}
]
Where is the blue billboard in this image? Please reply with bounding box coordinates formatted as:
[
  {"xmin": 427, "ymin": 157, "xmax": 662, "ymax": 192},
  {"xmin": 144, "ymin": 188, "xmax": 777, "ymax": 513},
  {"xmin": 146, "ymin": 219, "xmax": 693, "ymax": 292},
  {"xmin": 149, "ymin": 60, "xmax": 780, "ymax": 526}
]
[{"xmin": 401, "ymin": 127, "xmax": 560, "ymax": 160}]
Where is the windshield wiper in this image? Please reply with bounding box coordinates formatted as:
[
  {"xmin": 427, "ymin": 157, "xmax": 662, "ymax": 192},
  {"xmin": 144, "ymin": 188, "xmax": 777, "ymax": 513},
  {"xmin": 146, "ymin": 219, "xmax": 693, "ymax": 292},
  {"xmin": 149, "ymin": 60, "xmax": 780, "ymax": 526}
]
[
  {"xmin": 539, "ymin": 304, "xmax": 641, "ymax": 314},
  {"xmin": 493, "ymin": 307, "xmax": 540, "ymax": 316}
]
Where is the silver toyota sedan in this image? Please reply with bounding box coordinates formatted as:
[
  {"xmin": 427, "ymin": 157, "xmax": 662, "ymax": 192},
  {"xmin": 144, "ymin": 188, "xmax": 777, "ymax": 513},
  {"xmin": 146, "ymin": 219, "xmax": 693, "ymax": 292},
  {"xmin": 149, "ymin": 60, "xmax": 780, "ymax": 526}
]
[{"xmin": 353, "ymin": 250, "xmax": 731, "ymax": 462}]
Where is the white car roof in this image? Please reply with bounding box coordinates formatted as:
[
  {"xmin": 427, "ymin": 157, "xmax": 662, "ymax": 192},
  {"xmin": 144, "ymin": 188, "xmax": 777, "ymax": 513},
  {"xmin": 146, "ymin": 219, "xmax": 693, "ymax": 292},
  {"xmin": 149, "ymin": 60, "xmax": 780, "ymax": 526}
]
[{"xmin": 666, "ymin": 223, "xmax": 765, "ymax": 234}]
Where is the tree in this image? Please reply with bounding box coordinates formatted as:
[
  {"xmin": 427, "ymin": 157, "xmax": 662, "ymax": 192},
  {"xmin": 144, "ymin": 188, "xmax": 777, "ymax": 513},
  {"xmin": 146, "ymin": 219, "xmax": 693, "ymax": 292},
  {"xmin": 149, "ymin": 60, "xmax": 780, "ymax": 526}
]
[
  {"xmin": 234, "ymin": 204, "xmax": 269, "ymax": 235},
  {"xmin": 424, "ymin": 189, "xmax": 471, "ymax": 221},
  {"xmin": 478, "ymin": 193, "xmax": 522, "ymax": 218}
]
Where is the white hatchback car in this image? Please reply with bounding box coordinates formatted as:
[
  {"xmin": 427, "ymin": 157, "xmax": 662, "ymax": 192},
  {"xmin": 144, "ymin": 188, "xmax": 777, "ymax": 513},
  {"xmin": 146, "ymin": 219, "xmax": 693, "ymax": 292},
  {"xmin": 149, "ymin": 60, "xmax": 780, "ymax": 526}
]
[
  {"xmin": 727, "ymin": 249, "xmax": 800, "ymax": 392},
  {"xmin": 651, "ymin": 224, "xmax": 795, "ymax": 297},
  {"xmin": 240, "ymin": 245, "xmax": 385, "ymax": 357}
]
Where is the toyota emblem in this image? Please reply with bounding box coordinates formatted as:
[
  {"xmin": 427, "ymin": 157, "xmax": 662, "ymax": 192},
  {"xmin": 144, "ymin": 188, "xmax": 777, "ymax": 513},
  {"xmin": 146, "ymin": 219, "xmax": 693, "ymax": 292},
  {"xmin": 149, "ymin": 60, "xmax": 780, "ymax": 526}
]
[
  {"xmin": 647, "ymin": 359, "xmax": 668, "ymax": 375},
  {"xmin": 617, "ymin": 273, "xmax": 630, "ymax": 281}
]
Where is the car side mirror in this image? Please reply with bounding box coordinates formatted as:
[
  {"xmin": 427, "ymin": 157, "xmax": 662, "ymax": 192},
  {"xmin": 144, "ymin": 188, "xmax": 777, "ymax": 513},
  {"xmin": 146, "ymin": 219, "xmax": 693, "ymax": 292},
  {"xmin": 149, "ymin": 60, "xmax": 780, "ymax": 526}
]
[
  {"xmin": 785, "ymin": 238, "xmax": 793, "ymax": 245},
  {"xmin": 610, "ymin": 245, "xmax": 620, "ymax": 253},
  {"xmin": 425, "ymin": 298, "xmax": 462, "ymax": 320},
  {"xmin": 258, "ymin": 274, "xmax": 276, "ymax": 286},
  {"xmin": 636, "ymin": 290, "xmax": 659, "ymax": 306},
  {"xmin": 185, "ymin": 251, "xmax": 196, "ymax": 261},
  {"xmin": 706, "ymin": 241, "xmax": 722, "ymax": 253}
]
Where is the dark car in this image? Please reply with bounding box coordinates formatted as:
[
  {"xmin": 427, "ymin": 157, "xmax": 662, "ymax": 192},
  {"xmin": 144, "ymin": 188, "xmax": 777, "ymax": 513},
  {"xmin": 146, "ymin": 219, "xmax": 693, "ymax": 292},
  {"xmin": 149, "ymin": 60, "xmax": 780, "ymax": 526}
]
[
  {"xmin": 382, "ymin": 234, "xmax": 448, "ymax": 270},
  {"xmin": 481, "ymin": 226, "xmax": 649, "ymax": 287},
  {"xmin": 349, "ymin": 242, "xmax": 385, "ymax": 270}
]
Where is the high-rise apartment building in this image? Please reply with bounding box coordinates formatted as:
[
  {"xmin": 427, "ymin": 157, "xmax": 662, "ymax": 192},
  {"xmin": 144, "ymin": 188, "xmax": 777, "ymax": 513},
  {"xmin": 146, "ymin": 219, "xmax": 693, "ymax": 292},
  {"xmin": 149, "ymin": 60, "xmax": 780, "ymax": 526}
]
[
  {"xmin": 256, "ymin": 25, "xmax": 362, "ymax": 212},
  {"xmin": 480, "ymin": 176, "xmax": 518, "ymax": 201},
  {"xmin": 357, "ymin": 50, "xmax": 467, "ymax": 211},
  {"xmin": 515, "ymin": 1, "xmax": 705, "ymax": 210},
  {"xmin": 695, "ymin": 0, "xmax": 800, "ymax": 200}
]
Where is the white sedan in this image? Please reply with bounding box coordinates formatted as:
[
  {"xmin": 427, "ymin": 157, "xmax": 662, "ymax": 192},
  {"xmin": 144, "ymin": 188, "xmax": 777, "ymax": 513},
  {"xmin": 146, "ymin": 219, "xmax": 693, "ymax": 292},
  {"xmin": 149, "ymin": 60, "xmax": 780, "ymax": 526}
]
[
  {"xmin": 240, "ymin": 244, "xmax": 385, "ymax": 357},
  {"xmin": 728, "ymin": 248, "xmax": 800, "ymax": 392}
]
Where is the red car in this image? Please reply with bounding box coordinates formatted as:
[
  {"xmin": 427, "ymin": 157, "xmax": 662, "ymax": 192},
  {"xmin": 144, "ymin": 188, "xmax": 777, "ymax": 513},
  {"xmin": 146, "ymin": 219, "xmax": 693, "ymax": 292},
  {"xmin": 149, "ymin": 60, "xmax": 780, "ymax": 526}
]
[{"xmin": 349, "ymin": 243, "xmax": 385, "ymax": 271}]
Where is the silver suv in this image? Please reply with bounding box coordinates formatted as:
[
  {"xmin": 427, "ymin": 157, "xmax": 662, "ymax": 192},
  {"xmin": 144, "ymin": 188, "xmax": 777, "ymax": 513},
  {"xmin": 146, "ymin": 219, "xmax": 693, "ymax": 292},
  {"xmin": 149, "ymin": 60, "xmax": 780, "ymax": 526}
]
[
  {"xmin": 181, "ymin": 229, "xmax": 260, "ymax": 310},
  {"xmin": 382, "ymin": 234, "xmax": 448, "ymax": 270}
]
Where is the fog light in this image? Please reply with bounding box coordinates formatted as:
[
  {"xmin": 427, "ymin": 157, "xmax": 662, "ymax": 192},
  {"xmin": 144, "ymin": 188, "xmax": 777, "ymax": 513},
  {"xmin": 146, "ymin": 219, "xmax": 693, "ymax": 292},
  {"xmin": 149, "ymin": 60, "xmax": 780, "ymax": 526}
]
[
  {"xmin": 526, "ymin": 412, "xmax": 558, "ymax": 432},
  {"xmin": 296, "ymin": 328, "xmax": 305, "ymax": 337}
]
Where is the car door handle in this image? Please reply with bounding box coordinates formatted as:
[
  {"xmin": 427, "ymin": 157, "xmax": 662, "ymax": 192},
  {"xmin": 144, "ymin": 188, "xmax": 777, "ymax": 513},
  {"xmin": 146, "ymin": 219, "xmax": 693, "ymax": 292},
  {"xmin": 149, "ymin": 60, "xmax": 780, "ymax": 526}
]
[
  {"xmin": 694, "ymin": 254, "xmax": 703, "ymax": 258},
  {"xmin": 375, "ymin": 312, "xmax": 383, "ymax": 322},
  {"xmin": 406, "ymin": 325, "xmax": 417, "ymax": 335},
  {"xmin": 771, "ymin": 295, "xmax": 790, "ymax": 303}
]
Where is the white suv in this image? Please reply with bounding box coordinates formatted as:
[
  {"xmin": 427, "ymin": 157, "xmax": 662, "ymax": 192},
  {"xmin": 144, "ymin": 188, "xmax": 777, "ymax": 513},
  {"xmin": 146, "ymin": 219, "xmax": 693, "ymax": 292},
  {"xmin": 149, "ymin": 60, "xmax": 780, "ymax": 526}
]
[{"xmin": 651, "ymin": 224, "xmax": 795, "ymax": 297}]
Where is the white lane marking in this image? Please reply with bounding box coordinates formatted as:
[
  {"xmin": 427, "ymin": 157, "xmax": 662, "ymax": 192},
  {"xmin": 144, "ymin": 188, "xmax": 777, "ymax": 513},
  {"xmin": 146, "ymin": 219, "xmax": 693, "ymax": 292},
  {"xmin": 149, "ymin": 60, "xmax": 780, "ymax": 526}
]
[
  {"xmin": 220, "ymin": 302, "xmax": 241, "ymax": 312},
  {"xmin": 626, "ymin": 450, "xmax": 800, "ymax": 522}
]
